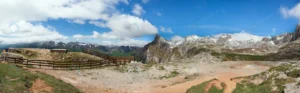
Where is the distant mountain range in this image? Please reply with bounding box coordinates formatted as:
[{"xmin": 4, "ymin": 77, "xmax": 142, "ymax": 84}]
[
  {"xmin": 0, "ymin": 41, "xmax": 141, "ymax": 57},
  {"xmin": 2, "ymin": 25, "xmax": 300, "ymax": 62}
]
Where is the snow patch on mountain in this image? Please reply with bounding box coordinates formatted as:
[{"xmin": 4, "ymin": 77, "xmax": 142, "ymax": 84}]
[
  {"xmin": 213, "ymin": 31, "xmax": 264, "ymax": 42},
  {"xmin": 170, "ymin": 35, "xmax": 184, "ymax": 46},
  {"xmin": 185, "ymin": 35, "xmax": 201, "ymax": 41}
]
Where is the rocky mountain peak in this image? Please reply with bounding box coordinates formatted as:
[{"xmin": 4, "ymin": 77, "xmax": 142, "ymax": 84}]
[
  {"xmin": 291, "ymin": 24, "xmax": 300, "ymax": 42},
  {"xmin": 217, "ymin": 34, "xmax": 232, "ymax": 44},
  {"xmin": 152, "ymin": 34, "xmax": 168, "ymax": 44},
  {"xmin": 261, "ymin": 37, "xmax": 271, "ymax": 42},
  {"xmin": 185, "ymin": 35, "xmax": 200, "ymax": 41}
]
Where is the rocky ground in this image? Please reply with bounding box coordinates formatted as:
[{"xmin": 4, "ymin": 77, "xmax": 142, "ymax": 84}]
[
  {"xmin": 230, "ymin": 62, "xmax": 300, "ymax": 93},
  {"xmin": 1, "ymin": 48, "xmax": 280, "ymax": 93},
  {"xmin": 32, "ymin": 58, "xmax": 275, "ymax": 93}
]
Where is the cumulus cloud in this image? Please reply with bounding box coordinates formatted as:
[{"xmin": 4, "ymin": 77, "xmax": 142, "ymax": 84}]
[
  {"xmin": 0, "ymin": 0, "xmax": 129, "ymax": 24},
  {"xmin": 106, "ymin": 14, "xmax": 157, "ymax": 38},
  {"xmin": 0, "ymin": 20, "xmax": 67, "ymax": 44},
  {"xmin": 74, "ymin": 14, "xmax": 159, "ymax": 39},
  {"xmin": 0, "ymin": 0, "xmax": 158, "ymax": 46},
  {"xmin": 100, "ymin": 38, "xmax": 148, "ymax": 46},
  {"xmin": 73, "ymin": 14, "xmax": 158, "ymax": 39},
  {"xmin": 214, "ymin": 31, "xmax": 264, "ymax": 41},
  {"xmin": 280, "ymin": 3, "xmax": 300, "ymax": 21},
  {"xmin": 159, "ymin": 26, "xmax": 173, "ymax": 33},
  {"xmin": 73, "ymin": 31, "xmax": 118, "ymax": 40},
  {"xmin": 132, "ymin": 4, "xmax": 145, "ymax": 16},
  {"xmin": 0, "ymin": 0, "xmax": 130, "ymax": 44}
]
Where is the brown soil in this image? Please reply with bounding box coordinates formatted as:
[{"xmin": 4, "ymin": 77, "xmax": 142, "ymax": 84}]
[{"xmin": 30, "ymin": 78, "xmax": 53, "ymax": 93}]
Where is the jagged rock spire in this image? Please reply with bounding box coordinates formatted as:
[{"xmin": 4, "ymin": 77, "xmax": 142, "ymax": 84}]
[
  {"xmin": 151, "ymin": 34, "xmax": 168, "ymax": 44},
  {"xmin": 291, "ymin": 24, "xmax": 300, "ymax": 41}
]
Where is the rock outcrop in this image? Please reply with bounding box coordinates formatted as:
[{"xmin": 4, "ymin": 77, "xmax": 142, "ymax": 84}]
[
  {"xmin": 271, "ymin": 25, "xmax": 300, "ymax": 60},
  {"xmin": 140, "ymin": 25, "xmax": 300, "ymax": 63},
  {"xmin": 290, "ymin": 24, "xmax": 300, "ymax": 42},
  {"xmin": 138, "ymin": 34, "xmax": 174, "ymax": 63},
  {"xmin": 273, "ymin": 39, "xmax": 300, "ymax": 60}
]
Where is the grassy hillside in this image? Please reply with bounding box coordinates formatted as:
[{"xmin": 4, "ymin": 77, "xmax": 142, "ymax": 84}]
[
  {"xmin": 186, "ymin": 63, "xmax": 300, "ymax": 93},
  {"xmin": 4, "ymin": 48, "xmax": 103, "ymax": 61},
  {"xmin": 231, "ymin": 63, "xmax": 300, "ymax": 93},
  {"xmin": 0, "ymin": 63, "xmax": 81, "ymax": 93},
  {"xmin": 7, "ymin": 48, "xmax": 38, "ymax": 59},
  {"xmin": 211, "ymin": 52, "xmax": 268, "ymax": 61},
  {"xmin": 51, "ymin": 52, "xmax": 102, "ymax": 61}
]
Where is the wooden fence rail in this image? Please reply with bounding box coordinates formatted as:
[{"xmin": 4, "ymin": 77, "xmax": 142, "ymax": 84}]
[{"xmin": 0, "ymin": 57, "xmax": 129, "ymax": 70}]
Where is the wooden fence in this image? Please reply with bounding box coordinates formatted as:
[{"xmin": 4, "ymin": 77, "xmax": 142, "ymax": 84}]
[{"xmin": 0, "ymin": 57, "xmax": 130, "ymax": 70}]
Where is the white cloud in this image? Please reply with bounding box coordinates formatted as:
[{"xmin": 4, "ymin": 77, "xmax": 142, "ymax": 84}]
[
  {"xmin": 73, "ymin": 14, "xmax": 158, "ymax": 40},
  {"xmin": 89, "ymin": 21, "xmax": 107, "ymax": 28},
  {"xmin": 132, "ymin": 4, "xmax": 145, "ymax": 16},
  {"xmin": 73, "ymin": 33, "xmax": 148, "ymax": 46},
  {"xmin": 159, "ymin": 26, "xmax": 173, "ymax": 33},
  {"xmin": 100, "ymin": 38, "xmax": 148, "ymax": 46},
  {"xmin": 106, "ymin": 14, "xmax": 157, "ymax": 38},
  {"xmin": 75, "ymin": 14, "xmax": 158, "ymax": 39},
  {"xmin": 73, "ymin": 31, "xmax": 119, "ymax": 40},
  {"xmin": 0, "ymin": 0, "xmax": 129, "ymax": 24},
  {"xmin": 142, "ymin": 0, "xmax": 150, "ymax": 4},
  {"xmin": 0, "ymin": 20, "xmax": 67, "ymax": 44},
  {"xmin": 280, "ymin": 3, "xmax": 300, "ymax": 21},
  {"xmin": 0, "ymin": 0, "xmax": 160, "ymax": 46},
  {"xmin": 214, "ymin": 31, "xmax": 263, "ymax": 41},
  {"xmin": 0, "ymin": 0, "xmax": 130, "ymax": 44},
  {"xmin": 73, "ymin": 14, "xmax": 158, "ymax": 45}
]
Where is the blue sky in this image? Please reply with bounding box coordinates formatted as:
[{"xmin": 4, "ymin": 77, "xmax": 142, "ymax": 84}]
[{"xmin": 0, "ymin": 0, "xmax": 300, "ymax": 46}]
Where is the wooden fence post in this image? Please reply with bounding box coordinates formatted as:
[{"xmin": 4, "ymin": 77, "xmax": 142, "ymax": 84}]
[
  {"xmin": 79, "ymin": 61, "xmax": 81, "ymax": 69},
  {"xmin": 26, "ymin": 60, "xmax": 28, "ymax": 67},
  {"xmin": 14, "ymin": 58, "xmax": 16, "ymax": 64},
  {"xmin": 20, "ymin": 58, "xmax": 23, "ymax": 64},
  {"xmin": 89, "ymin": 60, "xmax": 92, "ymax": 69},
  {"xmin": 99, "ymin": 60, "xmax": 102, "ymax": 67},
  {"xmin": 39, "ymin": 61, "xmax": 41, "ymax": 68},
  {"xmin": 53, "ymin": 61, "xmax": 55, "ymax": 70}
]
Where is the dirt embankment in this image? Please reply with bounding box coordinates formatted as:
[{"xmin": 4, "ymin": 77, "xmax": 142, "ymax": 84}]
[{"xmin": 30, "ymin": 78, "xmax": 53, "ymax": 93}]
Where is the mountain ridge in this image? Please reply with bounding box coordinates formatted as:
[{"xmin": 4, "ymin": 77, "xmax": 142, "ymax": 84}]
[
  {"xmin": 139, "ymin": 25, "xmax": 300, "ymax": 63},
  {"xmin": 0, "ymin": 41, "xmax": 141, "ymax": 57}
]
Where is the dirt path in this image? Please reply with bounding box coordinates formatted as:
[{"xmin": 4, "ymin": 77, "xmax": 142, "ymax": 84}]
[
  {"xmin": 32, "ymin": 61, "xmax": 272, "ymax": 93},
  {"xmin": 153, "ymin": 62, "xmax": 270, "ymax": 93}
]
